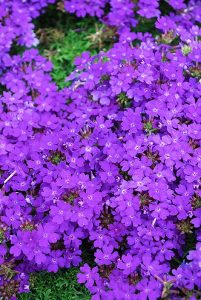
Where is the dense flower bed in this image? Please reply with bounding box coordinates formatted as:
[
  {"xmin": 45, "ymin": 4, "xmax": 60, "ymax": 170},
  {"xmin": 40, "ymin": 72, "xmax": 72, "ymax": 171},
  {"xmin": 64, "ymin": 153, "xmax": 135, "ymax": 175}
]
[{"xmin": 0, "ymin": 0, "xmax": 201, "ymax": 299}]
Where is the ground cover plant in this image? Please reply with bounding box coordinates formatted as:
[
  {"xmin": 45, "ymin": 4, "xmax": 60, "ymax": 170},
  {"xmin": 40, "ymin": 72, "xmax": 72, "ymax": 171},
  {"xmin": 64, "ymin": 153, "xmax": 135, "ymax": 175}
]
[{"xmin": 0, "ymin": 1, "xmax": 201, "ymax": 299}]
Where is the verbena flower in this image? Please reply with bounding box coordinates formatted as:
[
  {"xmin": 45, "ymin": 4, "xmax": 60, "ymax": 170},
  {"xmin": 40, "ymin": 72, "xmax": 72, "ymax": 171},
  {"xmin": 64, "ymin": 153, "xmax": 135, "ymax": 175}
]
[{"xmin": 0, "ymin": 0, "xmax": 201, "ymax": 298}]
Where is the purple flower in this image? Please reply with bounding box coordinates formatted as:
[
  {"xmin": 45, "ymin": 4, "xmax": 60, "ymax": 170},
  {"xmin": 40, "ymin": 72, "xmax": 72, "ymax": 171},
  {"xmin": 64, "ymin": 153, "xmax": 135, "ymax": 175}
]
[
  {"xmin": 10, "ymin": 232, "xmax": 24, "ymax": 257},
  {"xmin": 37, "ymin": 223, "xmax": 60, "ymax": 247},
  {"xmin": 100, "ymin": 161, "xmax": 119, "ymax": 184},
  {"xmin": 184, "ymin": 165, "xmax": 201, "ymax": 183},
  {"xmin": 47, "ymin": 251, "xmax": 65, "ymax": 273},
  {"xmin": 121, "ymin": 108, "xmax": 142, "ymax": 133},
  {"xmin": 70, "ymin": 207, "xmax": 93, "ymax": 227},
  {"xmin": 191, "ymin": 209, "xmax": 201, "ymax": 228},
  {"xmin": 156, "ymin": 16, "xmax": 176, "ymax": 32},
  {"xmin": 95, "ymin": 246, "xmax": 118, "ymax": 265},
  {"xmin": 168, "ymin": 0, "xmax": 185, "ymax": 10},
  {"xmin": 80, "ymin": 186, "xmax": 102, "ymax": 208},
  {"xmin": 50, "ymin": 201, "xmax": 71, "ymax": 224},
  {"xmin": 117, "ymin": 254, "xmax": 140, "ymax": 275},
  {"xmin": 136, "ymin": 278, "xmax": 161, "ymax": 300},
  {"xmin": 171, "ymin": 196, "xmax": 192, "ymax": 220},
  {"xmin": 142, "ymin": 253, "xmax": 169, "ymax": 276},
  {"xmin": 77, "ymin": 264, "xmax": 100, "ymax": 288}
]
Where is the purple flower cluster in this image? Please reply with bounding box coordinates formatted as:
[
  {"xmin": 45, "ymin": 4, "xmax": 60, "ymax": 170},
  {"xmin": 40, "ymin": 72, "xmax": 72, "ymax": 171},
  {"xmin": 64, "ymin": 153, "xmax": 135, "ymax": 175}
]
[
  {"xmin": 64, "ymin": 0, "xmax": 108, "ymax": 18},
  {"xmin": 64, "ymin": 0, "xmax": 201, "ymax": 32},
  {"xmin": 66, "ymin": 31, "xmax": 201, "ymax": 298},
  {"xmin": 0, "ymin": 0, "xmax": 55, "ymax": 67},
  {"xmin": 0, "ymin": 0, "xmax": 201, "ymax": 299},
  {"xmin": 65, "ymin": 0, "xmax": 137, "ymax": 30}
]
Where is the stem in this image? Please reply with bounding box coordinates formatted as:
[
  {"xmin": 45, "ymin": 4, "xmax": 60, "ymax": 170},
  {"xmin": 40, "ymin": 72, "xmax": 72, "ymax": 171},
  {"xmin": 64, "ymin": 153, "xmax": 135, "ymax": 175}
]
[{"xmin": 4, "ymin": 170, "xmax": 17, "ymax": 184}]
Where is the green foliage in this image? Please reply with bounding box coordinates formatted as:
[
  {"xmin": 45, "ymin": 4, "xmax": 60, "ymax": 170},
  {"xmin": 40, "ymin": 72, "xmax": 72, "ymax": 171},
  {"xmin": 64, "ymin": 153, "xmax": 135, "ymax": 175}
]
[
  {"xmin": 159, "ymin": 0, "xmax": 175, "ymax": 15},
  {"xmin": 143, "ymin": 121, "xmax": 158, "ymax": 135},
  {"xmin": 34, "ymin": 6, "xmax": 113, "ymax": 88},
  {"xmin": 37, "ymin": 20, "xmax": 99, "ymax": 88},
  {"xmin": 81, "ymin": 239, "xmax": 96, "ymax": 267},
  {"xmin": 170, "ymin": 227, "xmax": 196, "ymax": 269},
  {"xmin": 133, "ymin": 17, "xmax": 158, "ymax": 36},
  {"xmin": 39, "ymin": 23, "xmax": 98, "ymax": 88},
  {"xmin": 19, "ymin": 268, "xmax": 90, "ymax": 300},
  {"xmin": 117, "ymin": 92, "xmax": 132, "ymax": 108}
]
